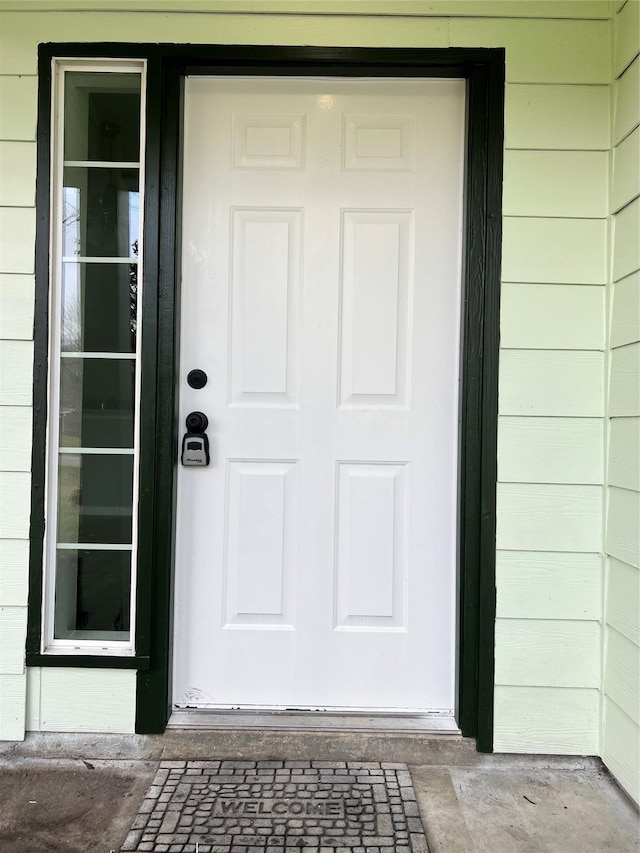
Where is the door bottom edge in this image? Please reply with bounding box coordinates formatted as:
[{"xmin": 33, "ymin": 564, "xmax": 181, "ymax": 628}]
[{"xmin": 167, "ymin": 709, "xmax": 461, "ymax": 734}]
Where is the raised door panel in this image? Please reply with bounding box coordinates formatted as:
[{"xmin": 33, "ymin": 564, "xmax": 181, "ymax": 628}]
[
  {"xmin": 232, "ymin": 113, "xmax": 306, "ymax": 170},
  {"xmin": 338, "ymin": 210, "xmax": 412, "ymax": 408},
  {"xmin": 229, "ymin": 208, "xmax": 301, "ymax": 406},
  {"xmin": 342, "ymin": 115, "xmax": 415, "ymax": 171},
  {"xmin": 334, "ymin": 462, "xmax": 407, "ymax": 630},
  {"xmin": 224, "ymin": 460, "xmax": 298, "ymax": 628}
]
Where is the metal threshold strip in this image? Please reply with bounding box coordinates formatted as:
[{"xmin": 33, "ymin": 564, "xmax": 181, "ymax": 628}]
[{"xmin": 168, "ymin": 709, "xmax": 461, "ymax": 734}]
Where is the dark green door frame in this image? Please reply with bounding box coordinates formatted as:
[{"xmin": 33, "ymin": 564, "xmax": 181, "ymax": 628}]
[{"xmin": 31, "ymin": 44, "xmax": 503, "ymax": 750}]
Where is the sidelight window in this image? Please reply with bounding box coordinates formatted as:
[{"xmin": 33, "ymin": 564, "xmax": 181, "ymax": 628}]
[{"xmin": 42, "ymin": 61, "xmax": 146, "ymax": 655}]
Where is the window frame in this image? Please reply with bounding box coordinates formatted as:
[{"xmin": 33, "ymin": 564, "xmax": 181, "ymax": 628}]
[{"xmin": 28, "ymin": 55, "xmax": 152, "ymax": 668}]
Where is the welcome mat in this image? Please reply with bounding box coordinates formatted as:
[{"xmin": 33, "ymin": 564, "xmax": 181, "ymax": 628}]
[{"xmin": 121, "ymin": 760, "xmax": 429, "ymax": 852}]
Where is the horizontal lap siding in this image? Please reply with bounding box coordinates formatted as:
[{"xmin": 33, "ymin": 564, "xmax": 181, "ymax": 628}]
[
  {"xmin": 494, "ymin": 686, "xmax": 600, "ymax": 754},
  {"xmin": 0, "ymin": 8, "xmax": 611, "ymax": 749},
  {"xmin": 0, "ymin": 2, "xmax": 615, "ymax": 16},
  {"xmin": 26, "ymin": 668, "xmax": 136, "ymax": 733},
  {"xmin": 0, "ymin": 540, "xmax": 29, "ymax": 607},
  {"xmin": 496, "ymin": 552, "xmax": 601, "ymax": 621},
  {"xmin": 500, "ymin": 285, "xmax": 604, "ymax": 350},
  {"xmin": 0, "ymin": 66, "xmax": 35, "ymax": 739},
  {"xmin": 603, "ymin": 2, "xmax": 640, "ymax": 805},
  {"xmin": 488, "ymin": 13, "xmax": 609, "ymax": 755},
  {"xmin": 502, "ymin": 151, "xmax": 609, "ymax": 218},
  {"xmin": 498, "ymin": 418, "xmax": 603, "ymax": 484},
  {"xmin": 610, "ymin": 271, "xmax": 640, "ymax": 347}
]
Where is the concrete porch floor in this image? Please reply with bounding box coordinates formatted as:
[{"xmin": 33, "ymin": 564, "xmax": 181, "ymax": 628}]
[{"xmin": 0, "ymin": 733, "xmax": 637, "ymax": 852}]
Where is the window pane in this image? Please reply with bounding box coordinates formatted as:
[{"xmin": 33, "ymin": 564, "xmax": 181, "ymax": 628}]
[
  {"xmin": 62, "ymin": 262, "xmax": 137, "ymax": 353},
  {"xmin": 64, "ymin": 72, "xmax": 141, "ymax": 162},
  {"xmin": 59, "ymin": 358, "xmax": 135, "ymax": 448},
  {"xmin": 57, "ymin": 453, "xmax": 134, "ymax": 544},
  {"xmin": 63, "ymin": 168, "xmax": 139, "ymax": 258},
  {"xmin": 46, "ymin": 63, "xmax": 145, "ymax": 655},
  {"xmin": 54, "ymin": 549, "xmax": 131, "ymax": 642}
]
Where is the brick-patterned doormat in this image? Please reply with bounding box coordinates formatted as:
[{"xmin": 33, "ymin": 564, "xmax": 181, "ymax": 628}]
[{"xmin": 121, "ymin": 760, "xmax": 429, "ymax": 852}]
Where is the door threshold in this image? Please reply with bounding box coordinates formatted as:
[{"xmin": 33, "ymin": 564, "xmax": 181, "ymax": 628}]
[{"xmin": 168, "ymin": 709, "xmax": 461, "ymax": 734}]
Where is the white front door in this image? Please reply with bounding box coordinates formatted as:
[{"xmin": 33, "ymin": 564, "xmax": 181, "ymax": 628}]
[{"xmin": 173, "ymin": 76, "xmax": 465, "ymax": 713}]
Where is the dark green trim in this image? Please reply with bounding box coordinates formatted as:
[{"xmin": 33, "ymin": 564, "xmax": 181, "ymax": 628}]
[
  {"xmin": 30, "ymin": 43, "xmax": 502, "ymax": 751},
  {"xmin": 26, "ymin": 653, "xmax": 149, "ymax": 669},
  {"xmin": 475, "ymin": 57, "xmax": 504, "ymax": 752},
  {"xmin": 135, "ymin": 57, "xmax": 183, "ymax": 733},
  {"xmin": 26, "ymin": 52, "xmax": 52, "ymax": 660},
  {"xmin": 457, "ymin": 61, "xmax": 503, "ymax": 751},
  {"xmin": 133, "ymin": 57, "xmax": 162, "ymax": 667}
]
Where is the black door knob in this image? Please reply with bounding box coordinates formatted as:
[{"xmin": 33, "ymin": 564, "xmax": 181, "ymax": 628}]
[
  {"xmin": 185, "ymin": 411, "xmax": 208, "ymax": 433},
  {"xmin": 187, "ymin": 369, "xmax": 208, "ymax": 389}
]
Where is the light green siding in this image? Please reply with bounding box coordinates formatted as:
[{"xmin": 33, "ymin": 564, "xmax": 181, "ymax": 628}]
[
  {"xmin": 0, "ymin": 1, "xmax": 614, "ymax": 16},
  {"xmin": 0, "ymin": 142, "xmax": 36, "ymax": 208},
  {"xmin": 496, "ymin": 552, "xmax": 601, "ymax": 621},
  {"xmin": 501, "ymin": 217, "xmax": 607, "ymax": 284},
  {"xmin": 0, "ymin": 1, "xmax": 621, "ymax": 776},
  {"xmin": 499, "ymin": 284, "xmax": 604, "ymax": 351},
  {"xmin": 603, "ymin": 0, "xmax": 640, "ymax": 805},
  {"xmin": 496, "ymin": 485, "xmax": 602, "ymax": 553},
  {"xmin": 0, "ymin": 76, "xmax": 38, "ymax": 141},
  {"xmin": 505, "ymin": 84, "xmax": 610, "ymax": 151},
  {"xmin": 609, "ymin": 418, "xmax": 640, "ymax": 491},
  {"xmin": 26, "ymin": 668, "xmax": 137, "ymax": 733},
  {"xmin": 503, "ymin": 150, "xmax": 609, "ymax": 218},
  {"xmin": 611, "ymin": 127, "xmax": 639, "ymax": 212},
  {"xmin": 494, "ymin": 686, "xmax": 600, "ymax": 755},
  {"xmin": 498, "ymin": 418, "xmax": 603, "ymax": 485},
  {"xmin": 613, "ymin": 51, "xmax": 639, "ymax": 144},
  {"xmin": 498, "ymin": 351, "xmax": 603, "ymax": 417},
  {"xmin": 449, "ymin": 17, "xmax": 610, "ymax": 83}
]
